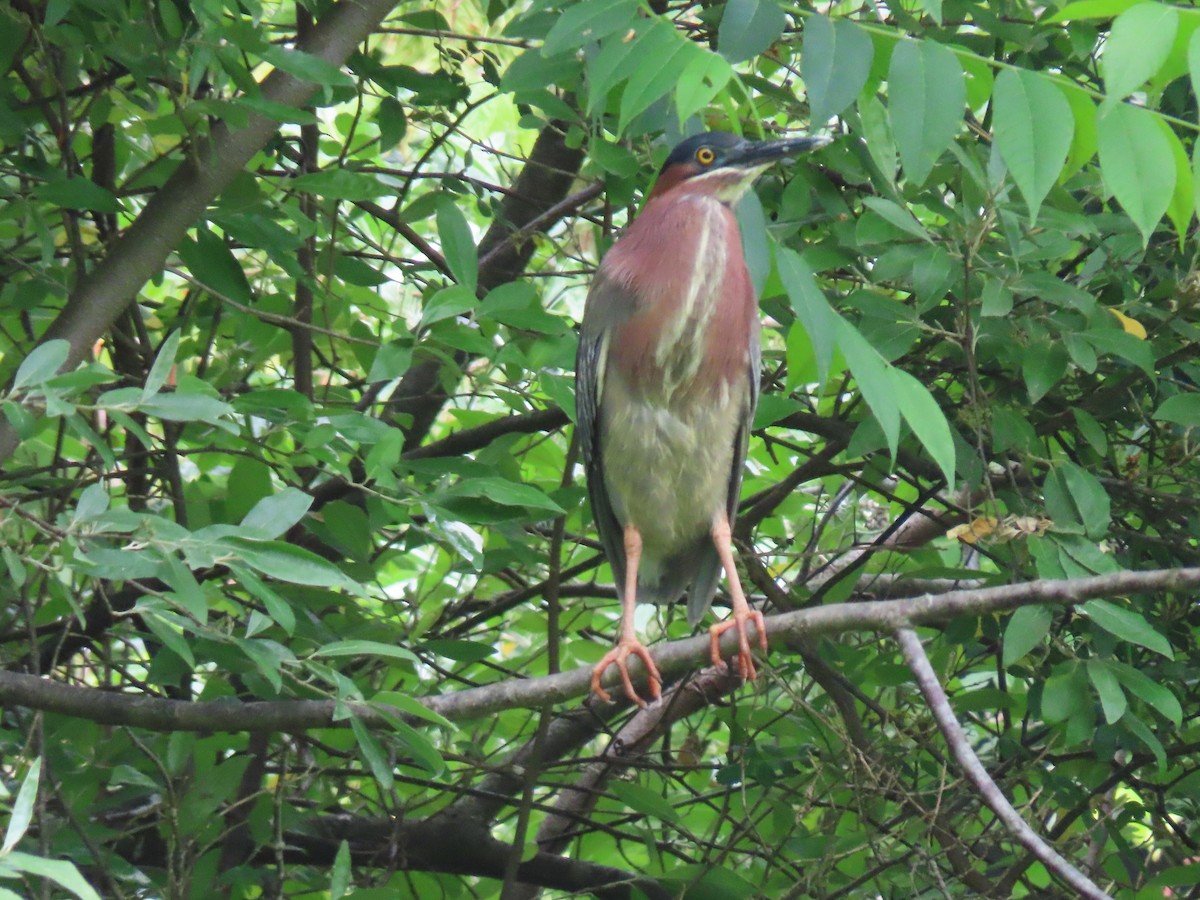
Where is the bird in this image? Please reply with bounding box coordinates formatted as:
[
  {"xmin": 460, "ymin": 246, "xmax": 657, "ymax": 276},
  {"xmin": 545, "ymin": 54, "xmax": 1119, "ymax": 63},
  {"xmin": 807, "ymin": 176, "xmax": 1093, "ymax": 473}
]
[{"xmin": 576, "ymin": 130, "xmax": 829, "ymax": 705}]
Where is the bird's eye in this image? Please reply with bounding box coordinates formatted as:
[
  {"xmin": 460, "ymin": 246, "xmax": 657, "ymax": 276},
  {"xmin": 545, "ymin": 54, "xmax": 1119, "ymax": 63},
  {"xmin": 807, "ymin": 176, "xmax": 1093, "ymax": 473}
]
[{"xmin": 695, "ymin": 147, "xmax": 715, "ymax": 165}]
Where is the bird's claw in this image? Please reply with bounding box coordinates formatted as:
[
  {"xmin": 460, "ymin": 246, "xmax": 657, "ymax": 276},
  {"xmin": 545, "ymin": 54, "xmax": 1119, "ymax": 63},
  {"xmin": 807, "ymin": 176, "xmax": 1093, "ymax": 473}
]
[
  {"xmin": 591, "ymin": 639, "xmax": 663, "ymax": 707},
  {"xmin": 709, "ymin": 609, "xmax": 768, "ymax": 682}
]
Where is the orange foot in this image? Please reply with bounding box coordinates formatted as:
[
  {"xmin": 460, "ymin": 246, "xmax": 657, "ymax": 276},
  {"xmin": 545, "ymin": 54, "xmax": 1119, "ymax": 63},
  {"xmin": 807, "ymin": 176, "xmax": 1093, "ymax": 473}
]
[
  {"xmin": 709, "ymin": 608, "xmax": 768, "ymax": 682},
  {"xmin": 591, "ymin": 639, "xmax": 663, "ymax": 707}
]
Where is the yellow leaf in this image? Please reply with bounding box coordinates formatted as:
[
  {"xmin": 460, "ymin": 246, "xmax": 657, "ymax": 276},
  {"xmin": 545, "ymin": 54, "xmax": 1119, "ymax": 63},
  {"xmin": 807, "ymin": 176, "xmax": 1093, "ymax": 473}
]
[
  {"xmin": 948, "ymin": 516, "xmax": 998, "ymax": 544},
  {"xmin": 1108, "ymin": 308, "xmax": 1147, "ymax": 339}
]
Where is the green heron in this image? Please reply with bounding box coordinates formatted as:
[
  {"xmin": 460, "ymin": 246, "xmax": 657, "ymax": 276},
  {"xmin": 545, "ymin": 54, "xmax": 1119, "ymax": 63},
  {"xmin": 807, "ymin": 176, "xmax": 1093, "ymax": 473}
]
[{"xmin": 577, "ymin": 130, "xmax": 829, "ymax": 705}]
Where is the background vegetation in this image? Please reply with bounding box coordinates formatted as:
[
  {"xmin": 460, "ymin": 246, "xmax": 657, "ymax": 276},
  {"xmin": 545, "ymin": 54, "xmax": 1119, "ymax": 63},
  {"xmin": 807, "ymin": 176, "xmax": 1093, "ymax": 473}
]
[{"xmin": 2, "ymin": 0, "xmax": 1200, "ymax": 896}]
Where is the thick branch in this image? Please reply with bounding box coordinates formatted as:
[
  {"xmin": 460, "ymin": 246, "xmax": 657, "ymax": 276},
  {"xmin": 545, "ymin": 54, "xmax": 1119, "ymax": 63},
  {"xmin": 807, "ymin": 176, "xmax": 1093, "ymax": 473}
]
[
  {"xmin": 895, "ymin": 627, "xmax": 1112, "ymax": 899},
  {"xmin": 2, "ymin": 566, "xmax": 1197, "ymax": 731}
]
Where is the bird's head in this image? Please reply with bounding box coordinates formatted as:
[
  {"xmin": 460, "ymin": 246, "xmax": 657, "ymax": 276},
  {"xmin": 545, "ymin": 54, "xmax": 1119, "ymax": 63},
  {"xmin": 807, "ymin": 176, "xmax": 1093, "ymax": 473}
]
[{"xmin": 647, "ymin": 131, "xmax": 830, "ymax": 204}]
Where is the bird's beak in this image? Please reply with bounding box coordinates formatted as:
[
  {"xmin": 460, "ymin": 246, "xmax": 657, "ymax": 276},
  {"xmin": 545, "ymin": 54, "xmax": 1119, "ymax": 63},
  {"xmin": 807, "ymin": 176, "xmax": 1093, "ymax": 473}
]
[{"xmin": 725, "ymin": 134, "xmax": 832, "ymax": 170}]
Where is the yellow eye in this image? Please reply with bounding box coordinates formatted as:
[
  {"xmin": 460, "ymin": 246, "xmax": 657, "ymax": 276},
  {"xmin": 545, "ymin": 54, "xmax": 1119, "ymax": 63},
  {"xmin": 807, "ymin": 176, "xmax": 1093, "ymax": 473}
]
[{"xmin": 695, "ymin": 147, "xmax": 715, "ymax": 165}]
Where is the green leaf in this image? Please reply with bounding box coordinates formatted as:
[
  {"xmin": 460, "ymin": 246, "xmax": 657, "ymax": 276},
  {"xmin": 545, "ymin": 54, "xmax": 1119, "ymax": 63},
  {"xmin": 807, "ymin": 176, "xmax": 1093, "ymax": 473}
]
[
  {"xmin": 436, "ymin": 196, "xmax": 478, "ymax": 293},
  {"xmin": 260, "ymin": 45, "xmax": 355, "ymax": 89},
  {"xmin": 420, "ymin": 285, "xmax": 476, "ymax": 331},
  {"xmin": 610, "ymin": 781, "xmax": 682, "ymax": 825},
  {"xmin": 144, "ymin": 331, "xmax": 180, "ymax": 399},
  {"xmin": 542, "ymin": 0, "xmax": 638, "ymax": 56},
  {"xmin": 72, "ymin": 483, "xmax": 109, "ymax": 523},
  {"xmin": 372, "ymin": 691, "xmax": 457, "ymax": 731},
  {"xmin": 290, "ymin": 169, "xmax": 385, "ymax": 200},
  {"xmin": 585, "ymin": 20, "xmax": 652, "ymax": 114},
  {"xmin": 1, "ymin": 758, "xmax": 40, "ymax": 855},
  {"xmin": 1043, "ymin": 462, "xmax": 1111, "ymax": 539},
  {"xmin": 675, "ymin": 51, "xmax": 733, "ymax": 125},
  {"xmin": 442, "ymin": 477, "xmax": 564, "ymax": 513},
  {"xmin": 0, "ymin": 852, "xmax": 100, "ymax": 900},
  {"xmin": 377, "ymin": 96, "xmax": 407, "ymax": 151},
  {"xmin": 13, "ymin": 340, "xmax": 69, "ymax": 391},
  {"xmin": 1110, "ymin": 661, "xmax": 1183, "ymax": 724},
  {"xmin": 178, "ymin": 228, "xmax": 252, "ymax": 304},
  {"xmin": 330, "ymin": 841, "xmax": 351, "ymax": 900},
  {"xmin": 1081, "ymin": 599, "xmax": 1173, "ymax": 659},
  {"xmin": 35, "ymin": 177, "xmax": 121, "ymax": 212},
  {"xmin": 1158, "ymin": 116, "xmax": 1194, "ymax": 242},
  {"xmin": 387, "ymin": 717, "xmax": 445, "ymax": 776},
  {"xmin": 1154, "ymin": 393, "xmax": 1200, "ymax": 426},
  {"xmin": 222, "ymin": 538, "xmax": 356, "ymax": 588},
  {"xmin": 618, "ymin": 28, "xmax": 693, "ymax": 132},
  {"xmin": 350, "ymin": 716, "xmax": 393, "ymax": 790},
  {"xmin": 1073, "ymin": 408, "xmax": 1108, "ymax": 455},
  {"xmin": 889, "ymin": 368, "xmax": 955, "ymax": 484},
  {"xmin": 138, "ymin": 391, "xmax": 235, "ymax": 425},
  {"xmin": 313, "ymin": 640, "xmax": 419, "ymax": 663},
  {"xmin": 420, "ymin": 638, "xmax": 495, "ymax": 662},
  {"xmin": 1100, "ymin": 3, "xmax": 1178, "ymax": 104},
  {"xmin": 1087, "ymin": 659, "xmax": 1127, "ymax": 723},
  {"xmin": 1045, "ymin": 0, "xmax": 1141, "ymax": 22},
  {"xmin": 860, "ymin": 197, "xmax": 931, "ymax": 242},
  {"xmin": 1041, "ymin": 664, "xmax": 1086, "ymax": 723},
  {"xmin": 802, "ymin": 15, "xmax": 874, "ymax": 126},
  {"xmin": 836, "ymin": 318, "xmax": 900, "ymax": 459},
  {"xmin": 991, "ymin": 69, "xmax": 1073, "ymax": 225},
  {"xmin": 1097, "ymin": 102, "xmax": 1175, "ymax": 244},
  {"xmin": 776, "ymin": 247, "xmax": 837, "ymax": 384},
  {"xmin": 718, "ymin": 0, "xmax": 788, "ymax": 64},
  {"xmin": 888, "ymin": 39, "xmax": 965, "ymax": 185},
  {"xmin": 1189, "ymin": 28, "xmax": 1200, "ymax": 110},
  {"xmin": 240, "ymin": 487, "xmax": 313, "ymax": 539},
  {"xmin": 1003, "ymin": 605, "xmax": 1053, "ymax": 667}
]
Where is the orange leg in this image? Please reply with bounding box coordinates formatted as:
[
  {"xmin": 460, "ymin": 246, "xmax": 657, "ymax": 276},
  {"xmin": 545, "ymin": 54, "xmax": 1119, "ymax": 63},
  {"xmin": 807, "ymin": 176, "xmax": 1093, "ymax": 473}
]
[
  {"xmin": 591, "ymin": 525, "xmax": 663, "ymax": 707},
  {"xmin": 707, "ymin": 512, "xmax": 768, "ymax": 681}
]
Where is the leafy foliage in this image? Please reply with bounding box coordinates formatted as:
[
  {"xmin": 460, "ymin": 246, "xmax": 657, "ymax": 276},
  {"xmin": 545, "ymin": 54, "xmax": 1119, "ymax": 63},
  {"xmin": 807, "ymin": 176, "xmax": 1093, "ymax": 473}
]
[{"xmin": 1, "ymin": 0, "xmax": 1199, "ymax": 897}]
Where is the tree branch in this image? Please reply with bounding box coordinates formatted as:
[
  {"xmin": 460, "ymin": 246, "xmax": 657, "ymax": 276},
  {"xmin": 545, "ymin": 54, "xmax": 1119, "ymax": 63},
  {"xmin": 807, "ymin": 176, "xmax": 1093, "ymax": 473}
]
[
  {"xmin": 895, "ymin": 627, "xmax": 1112, "ymax": 899},
  {"xmin": 2, "ymin": 566, "xmax": 1197, "ymax": 732}
]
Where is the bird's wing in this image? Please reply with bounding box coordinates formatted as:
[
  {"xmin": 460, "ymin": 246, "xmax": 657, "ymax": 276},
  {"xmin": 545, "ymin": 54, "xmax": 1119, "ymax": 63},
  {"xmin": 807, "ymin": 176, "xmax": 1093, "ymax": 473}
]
[
  {"xmin": 729, "ymin": 324, "xmax": 762, "ymax": 522},
  {"xmin": 576, "ymin": 272, "xmax": 637, "ymax": 597},
  {"xmin": 686, "ymin": 326, "xmax": 762, "ymax": 626}
]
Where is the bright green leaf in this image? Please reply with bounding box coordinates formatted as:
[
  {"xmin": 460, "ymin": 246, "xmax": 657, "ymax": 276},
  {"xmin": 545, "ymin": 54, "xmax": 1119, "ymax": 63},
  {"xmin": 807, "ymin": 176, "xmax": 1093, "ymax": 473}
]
[
  {"xmin": 718, "ymin": 0, "xmax": 788, "ymax": 64},
  {"xmin": 1154, "ymin": 393, "xmax": 1200, "ymax": 426},
  {"xmin": 992, "ymin": 69, "xmax": 1073, "ymax": 225},
  {"xmin": 776, "ymin": 247, "xmax": 837, "ymax": 384},
  {"xmin": 313, "ymin": 640, "xmax": 419, "ymax": 663},
  {"xmin": 13, "ymin": 340, "xmax": 69, "ymax": 391},
  {"xmin": 1110, "ymin": 660, "xmax": 1183, "ymax": 724},
  {"xmin": 888, "ymin": 39, "xmax": 965, "ymax": 185},
  {"xmin": 436, "ymin": 196, "xmax": 478, "ymax": 293},
  {"xmin": 837, "ymin": 318, "xmax": 900, "ymax": 459},
  {"xmin": 618, "ymin": 28, "xmax": 693, "ymax": 132},
  {"xmin": 240, "ymin": 487, "xmax": 313, "ymax": 538},
  {"xmin": 802, "ymin": 16, "xmax": 874, "ymax": 126},
  {"xmin": 542, "ymin": 0, "xmax": 638, "ymax": 56},
  {"xmin": 1097, "ymin": 102, "xmax": 1175, "ymax": 244},
  {"xmin": 1003, "ymin": 605, "xmax": 1053, "ymax": 667},
  {"xmin": 1081, "ymin": 599, "xmax": 1174, "ymax": 659},
  {"xmin": 1101, "ymin": 3, "xmax": 1178, "ymax": 104},
  {"xmin": 610, "ymin": 781, "xmax": 682, "ymax": 825},
  {"xmin": 1, "ymin": 758, "xmax": 40, "ymax": 855},
  {"xmin": 889, "ymin": 368, "xmax": 955, "ymax": 484},
  {"xmin": 1087, "ymin": 659, "xmax": 1127, "ymax": 723}
]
